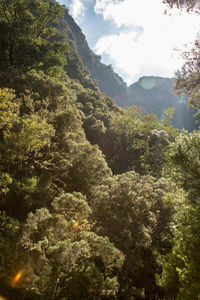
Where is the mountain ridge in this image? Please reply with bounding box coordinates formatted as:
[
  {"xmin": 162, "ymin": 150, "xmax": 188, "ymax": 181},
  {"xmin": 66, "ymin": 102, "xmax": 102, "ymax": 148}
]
[{"xmin": 60, "ymin": 5, "xmax": 196, "ymax": 130}]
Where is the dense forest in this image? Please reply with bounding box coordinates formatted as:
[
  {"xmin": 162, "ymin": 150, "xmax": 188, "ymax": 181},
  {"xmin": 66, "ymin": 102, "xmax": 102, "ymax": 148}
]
[{"xmin": 0, "ymin": 0, "xmax": 200, "ymax": 299}]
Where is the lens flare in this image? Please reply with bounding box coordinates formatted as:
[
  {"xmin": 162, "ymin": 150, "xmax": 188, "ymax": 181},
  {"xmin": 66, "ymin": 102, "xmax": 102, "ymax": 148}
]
[
  {"xmin": 73, "ymin": 221, "xmax": 79, "ymax": 229},
  {"xmin": 139, "ymin": 77, "xmax": 156, "ymax": 90},
  {"xmin": 12, "ymin": 270, "xmax": 23, "ymax": 285}
]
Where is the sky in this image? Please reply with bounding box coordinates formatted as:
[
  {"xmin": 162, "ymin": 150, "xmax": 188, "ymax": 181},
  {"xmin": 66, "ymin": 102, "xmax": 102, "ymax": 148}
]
[{"xmin": 58, "ymin": 0, "xmax": 200, "ymax": 85}]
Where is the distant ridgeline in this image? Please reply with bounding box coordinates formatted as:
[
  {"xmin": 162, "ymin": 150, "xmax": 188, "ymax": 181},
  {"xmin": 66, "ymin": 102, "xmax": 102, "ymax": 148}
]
[
  {"xmin": 127, "ymin": 76, "xmax": 196, "ymax": 131},
  {"xmin": 60, "ymin": 6, "xmax": 196, "ymax": 131}
]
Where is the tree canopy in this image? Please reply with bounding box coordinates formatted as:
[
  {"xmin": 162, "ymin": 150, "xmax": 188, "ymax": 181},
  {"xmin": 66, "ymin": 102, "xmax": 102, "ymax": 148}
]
[
  {"xmin": 0, "ymin": 0, "xmax": 200, "ymax": 299},
  {"xmin": 0, "ymin": 0, "xmax": 68, "ymax": 75}
]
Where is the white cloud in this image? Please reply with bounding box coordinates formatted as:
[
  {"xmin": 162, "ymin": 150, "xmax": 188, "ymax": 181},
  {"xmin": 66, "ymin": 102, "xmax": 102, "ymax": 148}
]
[
  {"xmin": 94, "ymin": 0, "xmax": 166, "ymax": 27},
  {"xmin": 95, "ymin": 31, "xmax": 184, "ymax": 83},
  {"xmin": 94, "ymin": 0, "xmax": 200, "ymax": 83},
  {"xmin": 70, "ymin": 0, "xmax": 85, "ymax": 20}
]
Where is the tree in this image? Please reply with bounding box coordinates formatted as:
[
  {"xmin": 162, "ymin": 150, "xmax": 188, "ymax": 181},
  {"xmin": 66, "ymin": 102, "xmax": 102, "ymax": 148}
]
[
  {"xmin": 0, "ymin": 87, "xmax": 54, "ymax": 194},
  {"xmin": 163, "ymin": 0, "xmax": 200, "ymax": 115},
  {"xmin": 160, "ymin": 130, "xmax": 200, "ymax": 298},
  {"xmin": 174, "ymin": 37, "xmax": 200, "ymax": 115},
  {"xmin": 101, "ymin": 106, "xmax": 175, "ymax": 177},
  {"xmin": 0, "ymin": 211, "xmax": 23, "ymax": 300},
  {"xmin": 159, "ymin": 199, "xmax": 200, "ymax": 299},
  {"xmin": 18, "ymin": 192, "xmax": 124, "ymax": 299},
  {"xmin": 0, "ymin": 72, "xmax": 112, "ymax": 219},
  {"xmin": 163, "ymin": 130, "xmax": 200, "ymax": 193},
  {"xmin": 89, "ymin": 171, "xmax": 178, "ymax": 299},
  {"xmin": 0, "ymin": 0, "xmax": 68, "ymax": 75},
  {"xmin": 165, "ymin": 0, "xmax": 200, "ymax": 113},
  {"xmin": 163, "ymin": 0, "xmax": 200, "ymax": 11}
]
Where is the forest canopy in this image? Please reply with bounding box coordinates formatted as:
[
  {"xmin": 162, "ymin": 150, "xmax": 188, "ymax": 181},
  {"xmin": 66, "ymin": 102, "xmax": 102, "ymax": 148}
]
[{"xmin": 0, "ymin": 0, "xmax": 200, "ymax": 299}]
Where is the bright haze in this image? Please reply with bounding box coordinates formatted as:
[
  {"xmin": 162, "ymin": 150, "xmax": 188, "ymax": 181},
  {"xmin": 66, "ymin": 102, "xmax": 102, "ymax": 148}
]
[{"xmin": 58, "ymin": 0, "xmax": 200, "ymax": 85}]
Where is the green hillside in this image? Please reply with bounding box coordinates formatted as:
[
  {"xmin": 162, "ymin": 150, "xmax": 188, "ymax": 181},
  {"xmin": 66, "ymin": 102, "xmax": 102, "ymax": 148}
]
[
  {"xmin": 0, "ymin": 1, "xmax": 200, "ymax": 299},
  {"xmin": 58, "ymin": 8, "xmax": 196, "ymax": 130}
]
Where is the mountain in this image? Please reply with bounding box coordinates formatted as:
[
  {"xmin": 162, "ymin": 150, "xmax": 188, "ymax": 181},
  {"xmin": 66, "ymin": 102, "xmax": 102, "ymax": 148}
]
[
  {"xmin": 1, "ymin": 2, "xmax": 199, "ymax": 299},
  {"xmin": 127, "ymin": 76, "xmax": 196, "ymax": 131},
  {"xmin": 58, "ymin": 5, "xmax": 129, "ymax": 106},
  {"xmin": 59, "ymin": 5, "xmax": 196, "ymax": 130}
]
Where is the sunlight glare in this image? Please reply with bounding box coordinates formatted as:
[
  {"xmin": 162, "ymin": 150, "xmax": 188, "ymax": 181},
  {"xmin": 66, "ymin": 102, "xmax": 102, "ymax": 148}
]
[
  {"xmin": 139, "ymin": 77, "xmax": 156, "ymax": 90},
  {"xmin": 12, "ymin": 270, "xmax": 23, "ymax": 286},
  {"xmin": 73, "ymin": 221, "xmax": 79, "ymax": 229}
]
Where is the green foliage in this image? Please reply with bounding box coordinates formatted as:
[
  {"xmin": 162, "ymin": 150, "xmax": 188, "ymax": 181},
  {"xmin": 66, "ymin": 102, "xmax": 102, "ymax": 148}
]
[
  {"xmin": 163, "ymin": 130, "xmax": 200, "ymax": 192},
  {"xmin": 159, "ymin": 32, "xmax": 200, "ymax": 298},
  {"xmin": 18, "ymin": 192, "xmax": 124, "ymax": 299},
  {"xmin": 58, "ymin": 6, "xmax": 128, "ymax": 104},
  {"xmin": 0, "ymin": 73, "xmax": 111, "ymax": 221},
  {"xmin": 1, "ymin": 2, "xmax": 196, "ymax": 299},
  {"xmin": 0, "ymin": 172, "xmax": 13, "ymax": 194},
  {"xmin": 159, "ymin": 196, "xmax": 200, "ymax": 299},
  {"xmin": 175, "ymin": 37, "xmax": 200, "ymax": 113},
  {"xmin": 160, "ymin": 130, "xmax": 200, "ymax": 298},
  {"xmin": 0, "ymin": 0, "xmax": 68, "ymax": 75},
  {"xmin": 127, "ymin": 77, "xmax": 196, "ymax": 131},
  {"xmin": 102, "ymin": 106, "xmax": 176, "ymax": 177},
  {"xmin": 0, "ymin": 88, "xmax": 54, "ymax": 197},
  {"xmin": 162, "ymin": 107, "xmax": 175, "ymax": 127},
  {"xmin": 0, "ymin": 211, "xmax": 21, "ymax": 286},
  {"xmin": 70, "ymin": 83, "xmax": 122, "ymax": 145},
  {"xmin": 89, "ymin": 171, "xmax": 178, "ymax": 299},
  {"xmin": 64, "ymin": 46, "xmax": 98, "ymax": 90}
]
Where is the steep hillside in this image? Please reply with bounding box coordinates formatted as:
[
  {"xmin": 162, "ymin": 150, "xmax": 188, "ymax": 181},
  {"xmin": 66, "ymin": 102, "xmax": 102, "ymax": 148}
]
[
  {"xmin": 1, "ymin": 1, "xmax": 199, "ymax": 299},
  {"xmin": 58, "ymin": 7, "xmax": 196, "ymax": 130},
  {"xmin": 58, "ymin": 6, "xmax": 129, "ymax": 106},
  {"xmin": 128, "ymin": 76, "xmax": 196, "ymax": 130}
]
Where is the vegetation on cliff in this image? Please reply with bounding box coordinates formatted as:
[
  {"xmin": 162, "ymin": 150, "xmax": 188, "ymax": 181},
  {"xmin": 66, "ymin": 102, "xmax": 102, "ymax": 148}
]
[{"xmin": 0, "ymin": 0, "xmax": 200, "ymax": 299}]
